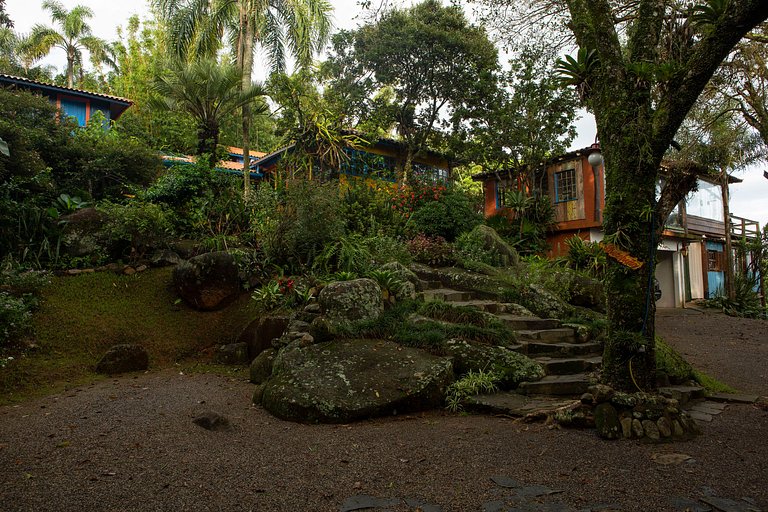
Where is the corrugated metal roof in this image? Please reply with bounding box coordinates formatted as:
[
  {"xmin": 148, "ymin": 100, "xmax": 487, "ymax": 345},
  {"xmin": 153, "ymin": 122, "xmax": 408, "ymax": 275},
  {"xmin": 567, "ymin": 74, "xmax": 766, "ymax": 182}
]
[{"xmin": 0, "ymin": 73, "xmax": 133, "ymax": 104}]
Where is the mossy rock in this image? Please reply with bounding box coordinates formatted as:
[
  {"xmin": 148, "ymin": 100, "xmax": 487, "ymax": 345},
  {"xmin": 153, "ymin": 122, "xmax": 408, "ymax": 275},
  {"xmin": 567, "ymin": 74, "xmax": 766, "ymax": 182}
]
[
  {"xmin": 261, "ymin": 339, "xmax": 453, "ymax": 423},
  {"xmin": 444, "ymin": 338, "xmax": 544, "ymax": 389}
]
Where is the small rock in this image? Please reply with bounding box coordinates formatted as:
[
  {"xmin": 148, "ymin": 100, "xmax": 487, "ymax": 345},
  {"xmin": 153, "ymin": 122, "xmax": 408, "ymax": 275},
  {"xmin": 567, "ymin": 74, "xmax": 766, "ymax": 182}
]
[
  {"xmin": 620, "ymin": 417, "xmax": 633, "ymax": 439},
  {"xmin": 215, "ymin": 343, "xmax": 250, "ymax": 365},
  {"xmin": 304, "ymin": 303, "xmax": 321, "ymax": 314},
  {"xmin": 642, "ymin": 419, "xmax": 660, "ymax": 441},
  {"xmin": 632, "ymin": 418, "xmax": 644, "ymax": 438},
  {"xmin": 672, "ymin": 420, "xmax": 684, "ymax": 437},
  {"xmin": 250, "ymin": 348, "xmax": 277, "ymax": 384},
  {"xmin": 287, "ymin": 320, "xmax": 311, "ymax": 333},
  {"xmin": 66, "ymin": 269, "xmax": 82, "ymax": 276},
  {"xmin": 657, "ymin": 417, "xmax": 672, "ymax": 438},
  {"xmin": 589, "ymin": 384, "xmax": 614, "ymax": 404},
  {"xmin": 95, "ymin": 344, "xmax": 149, "ymax": 375},
  {"xmin": 580, "ymin": 392, "xmax": 594, "ymax": 405},
  {"xmin": 594, "ymin": 403, "xmax": 621, "ymax": 440},
  {"xmin": 135, "ymin": 265, "xmax": 148, "ymax": 272},
  {"xmin": 252, "ymin": 384, "xmax": 266, "ymax": 405},
  {"xmin": 123, "ymin": 267, "xmax": 136, "ymax": 275},
  {"xmin": 192, "ymin": 411, "xmax": 232, "ymax": 431},
  {"xmin": 151, "ymin": 249, "xmax": 182, "ymax": 267}
]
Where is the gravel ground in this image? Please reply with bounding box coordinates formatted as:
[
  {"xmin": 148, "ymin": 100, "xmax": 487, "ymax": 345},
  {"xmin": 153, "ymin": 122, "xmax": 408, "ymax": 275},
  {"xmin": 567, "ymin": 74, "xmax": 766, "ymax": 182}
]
[
  {"xmin": 657, "ymin": 307, "xmax": 768, "ymax": 395},
  {"xmin": 2, "ymin": 310, "xmax": 767, "ymax": 512}
]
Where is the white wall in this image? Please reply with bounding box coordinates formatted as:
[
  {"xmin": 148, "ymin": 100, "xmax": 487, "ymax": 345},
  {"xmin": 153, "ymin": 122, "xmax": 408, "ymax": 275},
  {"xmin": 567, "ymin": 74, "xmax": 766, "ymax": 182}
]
[{"xmin": 688, "ymin": 242, "xmax": 704, "ymax": 300}]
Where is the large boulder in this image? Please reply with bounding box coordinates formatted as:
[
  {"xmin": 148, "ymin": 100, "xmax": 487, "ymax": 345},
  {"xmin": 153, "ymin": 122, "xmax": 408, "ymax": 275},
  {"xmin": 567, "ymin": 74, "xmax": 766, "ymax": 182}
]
[
  {"xmin": 237, "ymin": 315, "xmax": 290, "ymax": 358},
  {"xmin": 261, "ymin": 340, "xmax": 453, "ymax": 423},
  {"xmin": 60, "ymin": 207, "xmax": 107, "ymax": 258},
  {"xmin": 95, "ymin": 344, "xmax": 149, "ymax": 375},
  {"xmin": 173, "ymin": 251, "xmax": 240, "ymax": 311},
  {"xmin": 444, "ymin": 339, "xmax": 544, "ymax": 389},
  {"xmin": 457, "ymin": 225, "xmax": 519, "ymax": 267},
  {"xmin": 318, "ymin": 278, "xmax": 383, "ymax": 323}
]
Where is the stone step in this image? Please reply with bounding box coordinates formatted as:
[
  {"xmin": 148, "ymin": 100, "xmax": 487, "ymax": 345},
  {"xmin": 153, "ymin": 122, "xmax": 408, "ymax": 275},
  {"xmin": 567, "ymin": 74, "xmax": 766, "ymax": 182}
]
[
  {"xmin": 449, "ymin": 300, "xmax": 508, "ymax": 314},
  {"xmin": 519, "ymin": 341, "xmax": 603, "ymax": 357},
  {"xmin": 536, "ymin": 355, "xmax": 602, "ymax": 376},
  {"xmin": 495, "ymin": 314, "xmax": 561, "ymax": 331},
  {"xmin": 418, "ymin": 288, "xmax": 473, "ymax": 302},
  {"xmin": 416, "ymin": 279, "xmax": 442, "ymax": 291},
  {"xmin": 518, "ymin": 374, "xmax": 592, "ymax": 396},
  {"xmin": 707, "ymin": 392, "xmax": 760, "ymax": 404},
  {"xmin": 465, "ymin": 393, "xmax": 576, "ymax": 418},
  {"xmin": 516, "ymin": 328, "xmax": 577, "ymax": 343}
]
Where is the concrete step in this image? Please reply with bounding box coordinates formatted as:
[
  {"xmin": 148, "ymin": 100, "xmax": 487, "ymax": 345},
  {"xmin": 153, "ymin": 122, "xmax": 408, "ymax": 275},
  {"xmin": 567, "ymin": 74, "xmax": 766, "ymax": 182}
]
[
  {"xmin": 519, "ymin": 341, "xmax": 603, "ymax": 357},
  {"xmin": 536, "ymin": 355, "xmax": 602, "ymax": 376},
  {"xmin": 518, "ymin": 374, "xmax": 592, "ymax": 396},
  {"xmin": 516, "ymin": 328, "xmax": 577, "ymax": 343},
  {"xmin": 418, "ymin": 288, "xmax": 473, "ymax": 302},
  {"xmin": 495, "ymin": 314, "xmax": 561, "ymax": 331}
]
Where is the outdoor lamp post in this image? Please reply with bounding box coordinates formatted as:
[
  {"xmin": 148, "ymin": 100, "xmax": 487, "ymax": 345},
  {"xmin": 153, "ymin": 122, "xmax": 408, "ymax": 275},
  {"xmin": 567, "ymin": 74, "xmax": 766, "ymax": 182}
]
[{"xmin": 588, "ymin": 142, "xmax": 604, "ymax": 221}]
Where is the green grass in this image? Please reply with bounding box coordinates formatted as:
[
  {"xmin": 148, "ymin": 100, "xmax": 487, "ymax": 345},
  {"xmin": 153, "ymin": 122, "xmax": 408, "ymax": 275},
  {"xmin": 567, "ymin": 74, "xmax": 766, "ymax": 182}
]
[{"xmin": 0, "ymin": 267, "xmax": 259, "ymax": 404}]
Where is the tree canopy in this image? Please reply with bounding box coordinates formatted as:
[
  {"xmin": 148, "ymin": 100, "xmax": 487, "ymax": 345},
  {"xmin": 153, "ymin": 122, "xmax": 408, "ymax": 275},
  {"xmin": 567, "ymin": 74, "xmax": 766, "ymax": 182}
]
[{"xmin": 324, "ymin": 0, "xmax": 500, "ymax": 182}]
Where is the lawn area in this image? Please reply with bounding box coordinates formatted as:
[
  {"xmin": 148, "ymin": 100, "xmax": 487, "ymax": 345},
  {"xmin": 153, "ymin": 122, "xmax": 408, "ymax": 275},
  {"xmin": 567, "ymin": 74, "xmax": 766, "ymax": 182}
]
[{"xmin": 0, "ymin": 267, "xmax": 259, "ymax": 404}]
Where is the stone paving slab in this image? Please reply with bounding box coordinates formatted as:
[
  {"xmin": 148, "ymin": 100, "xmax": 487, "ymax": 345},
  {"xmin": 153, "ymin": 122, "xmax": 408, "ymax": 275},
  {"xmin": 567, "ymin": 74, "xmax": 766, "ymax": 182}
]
[
  {"xmin": 707, "ymin": 393, "xmax": 760, "ymax": 404},
  {"xmin": 689, "ymin": 411, "xmax": 713, "ymax": 422},
  {"xmin": 700, "ymin": 496, "xmax": 762, "ymax": 512}
]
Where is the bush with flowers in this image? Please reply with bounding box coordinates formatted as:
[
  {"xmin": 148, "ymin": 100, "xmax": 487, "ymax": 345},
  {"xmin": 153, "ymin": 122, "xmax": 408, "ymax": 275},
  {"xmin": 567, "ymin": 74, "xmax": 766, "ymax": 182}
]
[{"xmin": 406, "ymin": 234, "xmax": 456, "ymax": 266}]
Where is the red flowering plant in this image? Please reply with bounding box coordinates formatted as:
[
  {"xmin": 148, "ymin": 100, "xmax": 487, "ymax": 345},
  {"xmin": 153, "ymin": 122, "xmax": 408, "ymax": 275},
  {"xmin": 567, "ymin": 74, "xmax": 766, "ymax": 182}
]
[{"xmin": 390, "ymin": 182, "xmax": 448, "ymax": 219}]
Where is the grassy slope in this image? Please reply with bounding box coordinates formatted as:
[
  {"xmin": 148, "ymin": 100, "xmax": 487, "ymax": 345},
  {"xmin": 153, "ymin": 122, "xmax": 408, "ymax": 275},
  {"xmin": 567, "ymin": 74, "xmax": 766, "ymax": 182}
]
[{"xmin": 1, "ymin": 267, "xmax": 259, "ymax": 404}]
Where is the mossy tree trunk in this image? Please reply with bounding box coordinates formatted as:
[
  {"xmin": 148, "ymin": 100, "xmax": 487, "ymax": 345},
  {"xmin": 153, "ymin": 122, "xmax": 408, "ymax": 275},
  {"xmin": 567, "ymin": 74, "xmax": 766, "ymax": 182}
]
[{"xmin": 563, "ymin": 0, "xmax": 768, "ymax": 392}]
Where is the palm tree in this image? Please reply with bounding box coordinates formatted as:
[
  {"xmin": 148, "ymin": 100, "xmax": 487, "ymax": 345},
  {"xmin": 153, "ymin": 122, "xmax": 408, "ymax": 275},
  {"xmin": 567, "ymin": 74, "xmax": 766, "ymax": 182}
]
[
  {"xmin": 152, "ymin": 58, "xmax": 267, "ymax": 167},
  {"xmin": 18, "ymin": 1, "xmax": 113, "ymax": 88},
  {"xmin": 153, "ymin": 0, "xmax": 332, "ymax": 194}
]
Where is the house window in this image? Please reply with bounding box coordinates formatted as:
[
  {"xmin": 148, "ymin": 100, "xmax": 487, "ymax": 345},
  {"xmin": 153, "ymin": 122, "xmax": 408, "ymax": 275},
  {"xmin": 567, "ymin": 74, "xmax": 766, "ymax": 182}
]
[
  {"xmin": 554, "ymin": 168, "xmax": 577, "ymax": 203},
  {"xmin": 707, "ymin": 250, "xmax": 724, "ymax": 271}
]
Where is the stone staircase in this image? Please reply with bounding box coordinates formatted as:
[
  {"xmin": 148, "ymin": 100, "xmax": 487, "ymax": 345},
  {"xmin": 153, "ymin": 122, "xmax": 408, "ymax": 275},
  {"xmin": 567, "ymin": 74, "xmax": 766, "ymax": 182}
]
[{"xmin": 415, "ymin": 276, "xmax": 602, "ymax": 397}]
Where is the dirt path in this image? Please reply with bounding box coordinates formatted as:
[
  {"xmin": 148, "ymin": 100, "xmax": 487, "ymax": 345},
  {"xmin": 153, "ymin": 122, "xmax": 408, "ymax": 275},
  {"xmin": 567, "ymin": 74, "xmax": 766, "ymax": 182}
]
[
  {"xmin": 656, "ymin": 307, "xmax": 768, "ymax": 395},
  {"xmin": 1, "ymin": 310, "xmax": 767, "ymax": 511}
]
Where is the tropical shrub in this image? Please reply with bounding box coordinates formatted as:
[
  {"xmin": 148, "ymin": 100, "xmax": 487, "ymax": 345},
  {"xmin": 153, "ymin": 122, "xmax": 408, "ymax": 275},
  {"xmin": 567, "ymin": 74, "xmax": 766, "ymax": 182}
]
[
  {"xmin": 313, "ymin": 235, "xmax": 373, "ymax": 275},
  {"xmin": 250, "ymin": 180, "xmax": 345, "ymax": 271},
  {"xmin": 407, "ymin": 188, "xmax": 481, "ymax": 241},
  {"xmin": 407, "ymin": 234, "xmax": 455, "ymax": 266},
  {"xmin": 97, "ymin": 200, "xmax": 173, "ymax": 259},
  {"xmin": 565, "ymin": 235, "xmax": 606, "ymax": 278}
]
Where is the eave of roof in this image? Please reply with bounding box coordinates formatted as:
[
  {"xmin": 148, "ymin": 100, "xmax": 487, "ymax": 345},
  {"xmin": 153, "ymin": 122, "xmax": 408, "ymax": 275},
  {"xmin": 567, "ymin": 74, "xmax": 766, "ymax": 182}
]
[{"xmin": 0, "ymin": 73, "xmax": 133, "ymax": 105}]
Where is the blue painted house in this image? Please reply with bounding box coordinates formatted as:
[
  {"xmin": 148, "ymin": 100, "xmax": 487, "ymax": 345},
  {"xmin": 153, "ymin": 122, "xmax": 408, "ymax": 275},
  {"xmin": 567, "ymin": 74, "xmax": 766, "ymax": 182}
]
[{"xmin": 0, "ymin": 74, "xmax": 132, "ymax": 126}]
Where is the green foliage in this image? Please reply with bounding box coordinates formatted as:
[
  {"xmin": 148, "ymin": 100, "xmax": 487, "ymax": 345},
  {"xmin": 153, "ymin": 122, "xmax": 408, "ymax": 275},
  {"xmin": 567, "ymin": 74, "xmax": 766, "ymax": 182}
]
[
  {"xmin": 702, "ymin": 272, "xmax": 765, "ymax": 319},
  {"xmin": 418, "ymin": 301, "xmax": 495, "ymax": 328},
  {"xmin": 407, "ymin": 234, "xmax": 455, "ymax": 266},
  {"xmin": 313, "ymin": 235, "xmax": 373, "ymax": 275},
  {"xmin": 0, "ymin": 266, "xmax": 50, "ymax": 349},
  {"xmin": 484, "ymin": 194, "xmax": 554, "ymax": 255},
  {"xmin": 339, "ymin": 178, "xmax": 405, "ymax": 237},
  {"xmin": 455, "ymin": 227, "xmax": 515, "ymax": 268},
  {"xmin": 407, "ymin": 188, "xmax": 481, "ymax": 241},
  {"xmin": 365, "ymin": 269, "xmax": 405, "ymax": 296},
  {"xmin": 334, "ymin": 299, "xmax": 516, "ymax": 353},
  {"xmin": 445, "ymin": 370, "xmax": 500, "ymax": 412},
  {"xmin": 364, "ymin": 235, "xmax": 412, "ymax": 266},
  {"xmin": 324, "ymin": 0, "xmax": 500, "ymax": 175},
  {"xmin": 63, "ymin": 113, "xmax": 162, "ymax": 199},
  {"xmin": 250, "ymin": 180, "xmax": 345, "ymax": 272},
  {"xmin": 97, "ymin": 200, "xmax": 173, "ymax": 259},
  {"xmin": 0, "ymin": 292, "xmax": 31, "ymax": 347},
  {"xmin": 565, "ymin": 235, "xmax": 607, "ymax": 278}
]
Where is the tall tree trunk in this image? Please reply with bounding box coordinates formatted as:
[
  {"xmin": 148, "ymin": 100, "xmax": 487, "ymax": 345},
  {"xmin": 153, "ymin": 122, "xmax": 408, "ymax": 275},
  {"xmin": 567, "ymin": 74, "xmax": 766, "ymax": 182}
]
[
  {"xmin": 66, "ymin": 48, "xmax": 75, "ymax": 88},
  {"xmin": 240, "ymin": 16, "xmax": 255, "ymax": 198},
  {"xmin": 596, "ymin": 99, "xmax": 660, "ymax": 392},
  {"xmin": 198, "ymin": 122, "xmax": 219, "ymax": 168}
]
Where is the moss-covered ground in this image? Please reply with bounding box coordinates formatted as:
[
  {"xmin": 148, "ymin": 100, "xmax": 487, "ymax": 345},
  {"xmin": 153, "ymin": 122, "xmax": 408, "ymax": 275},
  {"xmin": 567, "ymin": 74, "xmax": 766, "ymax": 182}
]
[{"xmin": 0, "ymin": 267, "xmax": 259, "ymax": 404}]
